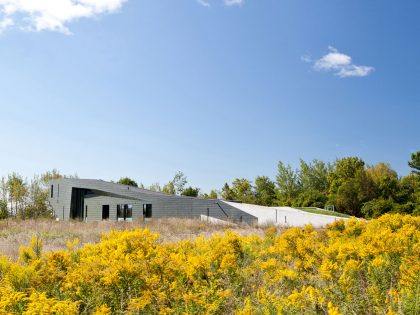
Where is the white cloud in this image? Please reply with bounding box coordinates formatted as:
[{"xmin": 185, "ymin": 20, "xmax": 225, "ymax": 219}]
[
  {"xmin": 196, "ymin": 0, "xmax": 243, "ymax": 7},
  {"xmin": 196, "ymin": 0, "xmax": 210, "ymax": 7},
  {"xmin": 0, "ymin": 16, "xmax": 12, "ymax": 31},
  {"xmin": 310, "ymin": 46, "xmax": 374, "ymax": 78},
  {"xmin": 224, "ymin": 0, "xmax": 243, "ymax": 6},
  {"xmin": 0, "ymin": 0, "xmax": 127, "ymax": 34}
]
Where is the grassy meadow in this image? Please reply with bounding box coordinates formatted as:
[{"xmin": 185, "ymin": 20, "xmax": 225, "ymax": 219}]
[
  {"xmin": 0, "ymin": 218, "xmax": 263, "ymax": 261},
  {"xmin": 0, "ymin": 214, "xmax": 419, "ymax": 314}
]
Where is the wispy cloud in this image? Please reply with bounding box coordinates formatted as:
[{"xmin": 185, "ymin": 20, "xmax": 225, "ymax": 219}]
[
  {"xmin": 306, "ymin": 46, "xmax": 374, "ymax": 78},
  {"xmin": 196, "ymin": 0, "xmax": 244, "ymax": 7},
  {"xmin": 196, "ymin": 0, "xmax": 211, "ymax": 7},
  {"xmin": 0, "ymin": 0, "xmax": 127, "ymax": 35},
  {"xmin": 224, "ymin": 0, "xmax": 243, "ymax": 6}
]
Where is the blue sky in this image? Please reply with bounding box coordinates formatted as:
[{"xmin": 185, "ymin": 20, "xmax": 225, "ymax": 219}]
[{"xmin": 0, "ymin": 0, "xmax": 419, "ymax": 192}]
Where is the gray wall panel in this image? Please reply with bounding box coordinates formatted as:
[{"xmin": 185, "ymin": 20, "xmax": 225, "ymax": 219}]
[{"xmin": 48, "ymin": 179, "xmax": 257, "ymax": 224}]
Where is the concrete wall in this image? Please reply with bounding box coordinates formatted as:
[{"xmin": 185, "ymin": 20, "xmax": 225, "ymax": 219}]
[{"xmin": 224, "ymin": 201, "xmax": 348, "ymax": 228}]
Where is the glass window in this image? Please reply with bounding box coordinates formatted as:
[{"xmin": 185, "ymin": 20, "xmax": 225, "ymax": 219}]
[
  {"xmin": 117, "ymin": 204, "xmax": 133, "ymax": 221},
  {"xmin": 144, "ymin": 204, "xmax": 152, "ymax": 218},
  {"xmin": 117, "ymin": 205, "xmax": 124, "ymax": 220}
]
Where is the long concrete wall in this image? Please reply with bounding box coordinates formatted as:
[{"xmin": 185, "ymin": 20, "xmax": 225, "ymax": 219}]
[{"xmin": 224, "ymin": 202, "xmax": 348, "ymax": 228}]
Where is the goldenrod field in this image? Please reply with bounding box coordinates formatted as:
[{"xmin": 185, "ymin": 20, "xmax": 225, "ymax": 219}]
[{"xmin": 0, "ymin": 214, "xmax": 419, "ymax": 314}]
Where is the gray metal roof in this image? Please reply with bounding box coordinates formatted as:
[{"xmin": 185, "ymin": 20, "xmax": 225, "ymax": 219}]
[{"xmin": 49, "ymin": 178, "xmax": 219, "ymax": 202}]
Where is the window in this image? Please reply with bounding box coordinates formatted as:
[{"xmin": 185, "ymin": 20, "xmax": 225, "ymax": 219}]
[
  {"xmin": 51, "ymin": 185, "xmax": 54, "ymax": 198},
  {"xmin": 117, "ymin": 204, "xmax": 132, "ymax": 221},
  {"xmin": 102, "ymin": 205, "xmax": 110, "ymax": 220},
  {"xmin": 117, "ymin": 205, "xmax": 123, "ymax": 220},
  {"xmin": 126, "ymin": 205, "xmax": 133, "ymax": 220},
  {"xmin": 143, "ymin": 204, "xmax": 152, "ymax": 218}
]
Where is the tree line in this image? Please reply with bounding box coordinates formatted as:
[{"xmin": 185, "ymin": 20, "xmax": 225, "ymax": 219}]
[
  {"xmin": 0, "ymin": 170, "xmax": 72, "ymax": 220},
  {"xmin": 0, "ymin": 151, "xmax": 418, "ymax": 220},
  {"xmin": 120, "ymin": 151, "xmax": 419, "ymax": 219},
  {"xmin": 219, "ymin": 152, "xmax": 420, "ymax": 218}
]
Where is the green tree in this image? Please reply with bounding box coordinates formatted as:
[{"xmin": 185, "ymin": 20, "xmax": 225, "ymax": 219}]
[
  {"xmin": 361, "ymin": 198, "xmax": 395, "ymax": 218},
  {"xmin": 200, "ymin": 190, "xmax": 218, "ymax": 199},
  {"xmin": 221, "ymin": 183, "xmax": 235, "ymax": 201},
  {"xmin": 327, "ymin": 157, "xmax": 365, "ymax": 194},
  {"xmin": 299, "ymin": 159, "xmax": 330, "ymax": 193},
  {"xmin": 294, "ymin": 159, "xmax": 330, "ymax": 208},
  {"xmin": 0, "ymin": 176, "xmax": 8, "ymax": 204},
  {"xmin": 149, "ymin": 183, "xmax": 161, "ymax": 192},
  {"xmin": 276, "ymin": 162, "xmax": 301, "ymax": 206},
  {"xmin": 117, "ymin": 177, "xmax": 138, "ymax": 187},
  {"xmin": 209, "ymin": 190, "xmax": 218, "ymax": 199},
  {"xmin": 330, "ymin": 169, "xmax": 376, "ymax": 216},
  {"xmin": 172, "ymin": 171, "xmax": 187, "ymax": 195},
  {"xmin": 181, "ymin": 187, "xmax": 200, "ymax": 197},
  {"xmin": 7, "ymin": 173, "xmax": 28, "ymax": 217},
  {"xmin": 231, "ymin": 178, "xmax": 256, "ymax": 204},
  {"xmin": 395, "ymin": 174, "xmax": 420, "ymax": 215},
  {"xmin": 22, "ymin": 176, "xmax": 54, "ymax": 219},
  {"xmin": 408, "ymin": 151, "xmax": 420, "ymax": 175},
  {"xmin": 254, "ymin": 176, "xmax": 276, "ymax": 206},
  {"xmin": 366, "ymin": 162, "xmax": 399, "ymax": 199},
  {"xmin": 334, "ymin": 179, "xmax": 360, "ymax": 216},
  {"xmin": 0, "ymin": 200, "xmax": 8, "ymax": 220},
  {"xmin": 295, "ymin": 190, "xmax": 328, "ymax": 208},
  {"xmin": 162, "ymin": 182, "xmax": 176, "ymax": 195},
  {"xmin": 40, "ymin": 169, "xmax": 63, "ymax": 185}
]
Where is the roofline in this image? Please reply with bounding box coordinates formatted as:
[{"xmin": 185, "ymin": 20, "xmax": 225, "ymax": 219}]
[{"xmin": 49, "ymin": 178, "xmax": 221, "ymax": 202}]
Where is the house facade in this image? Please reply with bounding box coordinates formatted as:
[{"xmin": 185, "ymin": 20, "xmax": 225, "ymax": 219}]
[{"xmin": 48, "ymin": 178, "xmax": 257, "ymax": 224}]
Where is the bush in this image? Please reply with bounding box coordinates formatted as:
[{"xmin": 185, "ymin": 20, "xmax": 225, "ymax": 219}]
[
  {"xmin": 361, "ymin": 198, "xmax": 395, "ymax": 218},
  {"xmin": 0, "ymin": 214, "xmax": 418, "ymax": 314},
  {"xmin": 0, "ymin": 200, "xmax": 8, "ymax": 220}
]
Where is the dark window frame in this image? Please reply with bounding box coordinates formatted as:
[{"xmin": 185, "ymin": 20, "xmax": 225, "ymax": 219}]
[
  {"xmin": 102, "ymin": 205, "xmax": 110, "ymax": 220},
  {"xmin": 117, "ymin": 204, "xmax": 133, "ymax": 221},
  {"xmin": 144, "ymin": 204, "xmax": 152, "ymax": 218}
]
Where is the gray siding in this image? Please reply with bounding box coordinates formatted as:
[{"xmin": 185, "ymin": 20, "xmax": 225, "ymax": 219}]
[{"xmin": 48, "ymin": 179, "xmax": 257, "ymax": 224}]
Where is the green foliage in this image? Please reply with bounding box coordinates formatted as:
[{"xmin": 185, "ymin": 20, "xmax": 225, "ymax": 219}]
[
  {"xmin": 231, "ymin": 178, "xmax": 256, "ymax": 204},
  {"xmin": 172, "ymin": 171, "xmax": 187, "ymax": 195},
  {"xmin": 408, "ymin": 150, "xmax": 420, "ymax": 174},
  {"xmin": 219, "ymin": 152, "xmax": 419, "ymax": 218},
  {"xmin": 40, "ymin": 169, "xmax": 63, "ymax": 184},
  {"xmin": 361, "ymin": 198, "xmax": 395, "ymax": 218},
  {"xmin": 221, "ymin": 183, "xmax": 235, "ymax": 201},
  {"xmin": 276, "ymin": 162, "xmax": 301, "ymax": 206},
  {"xmin": 327, "ymin": 157, "xmax": 365, "ymax": 194},
  {"xmin": 0, "ymin": 170, "xmax": 75, "ymax": 220},
  {"xmin": 148, "ymin": 183, "xmax": 161, "ymax": 192},
  {"xmin": 255, "ymin": 176, "xmax": 276, "ymax": 206},
  {"xmin": 22, "ymin": 176, "xmax": 54, "ymax": 219},
  {"xmin": 208, "ymin": 190, "xmax": 218, "ymax": 199},
  {"xmin": 299, "ymin": 159, "xmax": 330, "ymax": 193},
  {"xmin": 295, "ymin": 189, "xmax": 328, "ymax": 208},
  {"xmin": 181, "ymin": 186, "xmax": 200, "ymax": 197},
  {"xmin": 0, "ymin": 200, "xmax": 8, "ymax": 220},
  {"xmin": 117, "ymin": 177, "xmax": 138, "ymax": 187},
  {"xmin": 162, "ymin": 182, "xmax": 176, "ymax": 195}
]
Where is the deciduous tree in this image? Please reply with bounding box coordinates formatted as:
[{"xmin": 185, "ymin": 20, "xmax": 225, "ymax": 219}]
[
  {"xmin": 255, "ymin": 176, "xmax": 276, "ymax": 206},
  {"xmin": 117, "ymin": 177, "xmax": 138, "ymax": 187}
]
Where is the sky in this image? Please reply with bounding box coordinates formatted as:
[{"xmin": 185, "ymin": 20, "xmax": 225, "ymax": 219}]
[{"xmin": 0, "ymin": 0, "xmax": 419, "ymax": 192}]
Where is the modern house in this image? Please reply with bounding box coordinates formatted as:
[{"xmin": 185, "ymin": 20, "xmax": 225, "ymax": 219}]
[{"xmin": 48, "ymin": 178, "xmax": 257, "ymax": 224}]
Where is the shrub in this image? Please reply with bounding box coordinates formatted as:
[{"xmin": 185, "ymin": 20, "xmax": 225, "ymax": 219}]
[{"xmin": 0, "ymin": 214, "xmax": 418, "ymax": 314}]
